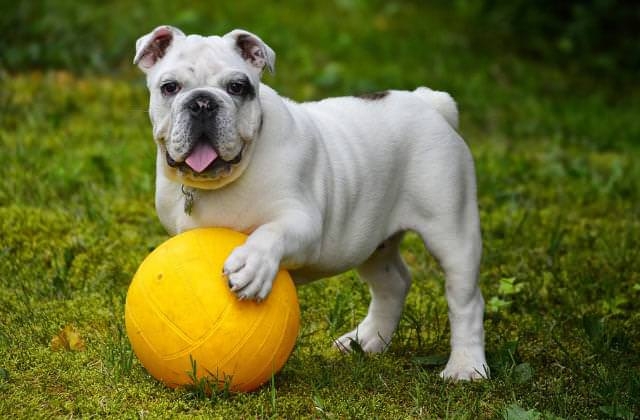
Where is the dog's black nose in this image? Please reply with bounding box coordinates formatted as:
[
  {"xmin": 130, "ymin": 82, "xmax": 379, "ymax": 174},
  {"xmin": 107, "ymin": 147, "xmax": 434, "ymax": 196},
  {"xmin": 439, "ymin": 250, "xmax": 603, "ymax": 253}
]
[{"xmin": 187, "ymin": 94, "xmax": 217, "ymax": 118}]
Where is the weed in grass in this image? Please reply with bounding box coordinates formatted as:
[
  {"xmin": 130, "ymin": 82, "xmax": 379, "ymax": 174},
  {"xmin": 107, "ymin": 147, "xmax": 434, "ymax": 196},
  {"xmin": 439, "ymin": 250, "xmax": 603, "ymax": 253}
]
[
  {"xmin": 268, "ymin": 372, "xmax": 277, "ymax": 417},
  {"xmin": 488, "ymin": 340, "xmax": 530, "ymax": 383},
  {"xmin": 0, "ymin": 367, "xmax": 9, "ymax": 392},
  {"xmin": 103, "ymin": 324, "xmax": 134, "ymax": 383},
  {"xmin": 326, "ymin": 288, "xmax": 351, "ymax": 338},
  {"xmin": 399, "ymin": 295, "xmax": 445, "ymax": 351},
  {"xmin": 409, "ymin": 367, "xmax": 432, "ymax": 416},
  {"xmin": 412, "ymin": 354, "xmax": 449, "ymax": 370},
  {"xmin": 580, "ymin": 316, "xmax": 639, "ymax": 419},
  {"xmin": 487, "ymin": 277, "xmax": 527, "ymax": 314},
  {"xmin": 598, "ymin": 404, "xmax": 635, "ymax": 420},
  {"xmin": 312, "ymin": 394, "xmax": 331, "ymax": 418},
  {"xmin": 183, "ymin": 355, "xmax": 232, "ymax": 405},
  {"xmin": 502, "ymin": 403, "xmax": 544, "ymax": 420}
]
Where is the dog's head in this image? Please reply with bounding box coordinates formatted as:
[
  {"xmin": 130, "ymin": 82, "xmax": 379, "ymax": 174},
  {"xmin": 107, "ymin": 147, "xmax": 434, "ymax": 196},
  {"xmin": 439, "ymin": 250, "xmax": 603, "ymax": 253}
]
[{"xmin": 135, "ymin": 26, "xmax": 275, "ymax": 189}]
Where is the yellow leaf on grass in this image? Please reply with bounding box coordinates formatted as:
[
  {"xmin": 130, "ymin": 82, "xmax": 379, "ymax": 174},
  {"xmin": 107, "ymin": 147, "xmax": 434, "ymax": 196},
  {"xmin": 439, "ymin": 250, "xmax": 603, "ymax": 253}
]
[{"xmin": 50, "ymin": 326, "xmax": 85, "ymax": 352}]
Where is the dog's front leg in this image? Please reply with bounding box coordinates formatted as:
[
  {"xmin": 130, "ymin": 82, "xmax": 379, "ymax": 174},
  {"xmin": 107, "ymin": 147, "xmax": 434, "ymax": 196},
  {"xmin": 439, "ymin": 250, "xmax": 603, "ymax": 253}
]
[{"xmin": 223, "ymin": 215, "xmax": 318, "ymax": 301}]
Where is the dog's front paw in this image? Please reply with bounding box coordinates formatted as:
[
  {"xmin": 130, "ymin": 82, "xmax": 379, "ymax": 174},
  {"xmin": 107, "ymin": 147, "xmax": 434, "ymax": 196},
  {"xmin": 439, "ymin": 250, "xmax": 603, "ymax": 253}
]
[
  {"xmin": 223, "ymin": 245, "xmax": 279, "ymax": 301},
  {"xmin": 440, "ymin": 348, "xmax": 489, "ymax": 381}
]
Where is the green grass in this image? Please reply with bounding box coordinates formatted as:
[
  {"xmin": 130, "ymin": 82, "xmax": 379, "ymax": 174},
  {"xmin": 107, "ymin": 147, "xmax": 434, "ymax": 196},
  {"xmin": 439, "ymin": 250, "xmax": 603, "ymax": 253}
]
[{"xmin": 1, "ymin": 2, "xmax": 639, "ymax": 418}]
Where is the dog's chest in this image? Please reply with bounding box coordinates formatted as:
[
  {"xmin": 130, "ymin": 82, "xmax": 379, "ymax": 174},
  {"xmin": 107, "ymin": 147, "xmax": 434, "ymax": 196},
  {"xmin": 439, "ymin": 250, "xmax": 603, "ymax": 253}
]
[{"xmin": 155, "ymin": 180, "xmax": 270, "ymax": 236}]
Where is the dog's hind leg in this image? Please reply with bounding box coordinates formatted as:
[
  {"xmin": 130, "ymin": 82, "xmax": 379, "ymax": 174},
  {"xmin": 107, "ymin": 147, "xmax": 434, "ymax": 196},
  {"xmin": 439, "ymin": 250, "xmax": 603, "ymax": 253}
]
[
  {"xmin": 414, "ymin": 191, "xmax": 488, "ymax": 380},
  {"xmin": 334, "ymin": 233, "xmax": 411, "ymax": 353}
]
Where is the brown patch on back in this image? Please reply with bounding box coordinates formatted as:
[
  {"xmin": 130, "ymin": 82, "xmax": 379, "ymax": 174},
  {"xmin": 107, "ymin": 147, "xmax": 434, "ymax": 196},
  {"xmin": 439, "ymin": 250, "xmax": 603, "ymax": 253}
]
[{"xmin": 356, "ymin": 91, "xmax": 390, "ymax": 100}]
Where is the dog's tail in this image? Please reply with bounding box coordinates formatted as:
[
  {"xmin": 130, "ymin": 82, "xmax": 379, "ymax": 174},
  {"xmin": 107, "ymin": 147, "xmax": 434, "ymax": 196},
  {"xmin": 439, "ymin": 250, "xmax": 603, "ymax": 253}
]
[{"xmin": 413, "ymin": 87, "xmax": 459, "ymax": 130}]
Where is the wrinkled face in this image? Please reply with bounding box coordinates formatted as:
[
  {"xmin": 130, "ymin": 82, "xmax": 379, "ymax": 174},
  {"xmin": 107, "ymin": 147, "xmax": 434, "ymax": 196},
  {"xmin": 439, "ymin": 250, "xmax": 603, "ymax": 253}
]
[{"xmin": 136, "ymin": 27, "xmax": 274, "ymax": 189}]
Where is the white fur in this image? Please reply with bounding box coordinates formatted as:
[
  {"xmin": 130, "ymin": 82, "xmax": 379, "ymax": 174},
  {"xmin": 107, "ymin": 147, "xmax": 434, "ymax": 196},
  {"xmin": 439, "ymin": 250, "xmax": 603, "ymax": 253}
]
[{"xmin": 138, "ymin": 27, "xmax": 488, "ymax": 380}]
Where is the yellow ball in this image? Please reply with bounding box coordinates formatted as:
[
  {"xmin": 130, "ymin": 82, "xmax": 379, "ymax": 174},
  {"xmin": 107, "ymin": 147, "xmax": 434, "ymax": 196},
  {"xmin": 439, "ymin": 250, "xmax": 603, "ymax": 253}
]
[{"xmin": 125, "ymin": 227, "xmax": 300, "ymax": 393}]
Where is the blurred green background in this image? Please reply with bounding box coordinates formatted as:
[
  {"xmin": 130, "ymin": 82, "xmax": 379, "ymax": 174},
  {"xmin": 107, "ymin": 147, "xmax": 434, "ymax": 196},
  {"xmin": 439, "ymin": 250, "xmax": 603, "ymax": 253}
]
[
  {"xmin": 3, "ymin": 0, "xmax": 638, "ymax": 80},
  {"xmin": 2, "ymin": 0, "xmax": 638, "ymax": 151}
]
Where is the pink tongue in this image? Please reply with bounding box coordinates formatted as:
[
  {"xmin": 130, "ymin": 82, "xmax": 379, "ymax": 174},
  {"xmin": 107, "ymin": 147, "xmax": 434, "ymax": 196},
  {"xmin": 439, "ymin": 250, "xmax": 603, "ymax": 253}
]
[{"xmin": 185, "ymin": 143, "xmax": 218, "ymax": 173}]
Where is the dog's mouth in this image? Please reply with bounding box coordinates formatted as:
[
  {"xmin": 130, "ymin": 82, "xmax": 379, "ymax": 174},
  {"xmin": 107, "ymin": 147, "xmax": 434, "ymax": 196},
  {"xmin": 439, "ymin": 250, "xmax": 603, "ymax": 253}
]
[{"xmin": 166, "ymin": 140, "xmax": 243, "ymax": 178}]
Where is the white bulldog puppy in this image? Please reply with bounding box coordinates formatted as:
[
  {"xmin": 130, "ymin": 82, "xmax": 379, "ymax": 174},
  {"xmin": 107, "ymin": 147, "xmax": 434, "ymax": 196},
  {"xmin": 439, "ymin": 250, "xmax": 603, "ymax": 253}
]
[{"xmin": 134, "ymin": 26, "xmax": 488, "ymax": 380}]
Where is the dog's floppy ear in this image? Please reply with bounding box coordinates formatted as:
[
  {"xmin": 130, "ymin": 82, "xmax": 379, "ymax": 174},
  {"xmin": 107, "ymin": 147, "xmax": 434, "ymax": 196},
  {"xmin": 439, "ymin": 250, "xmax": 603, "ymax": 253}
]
[
  {"xmin": 134, "ymin": 25, "xmax": 185, "ymax": 72},
  {"xmin": 224, "ymin": 29, "xmax": 275, "ymax": 75}
]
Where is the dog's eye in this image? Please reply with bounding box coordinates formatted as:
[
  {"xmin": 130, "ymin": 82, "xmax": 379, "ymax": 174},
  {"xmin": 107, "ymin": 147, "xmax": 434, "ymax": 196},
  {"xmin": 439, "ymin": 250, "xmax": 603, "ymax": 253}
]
[
  {"xmin": 160, "ymin": 81, "xmax": 181, "ymax": 96},
  {"xmin": 227, "ymin": 81, "xmax": 248, "ymax": 96}
]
